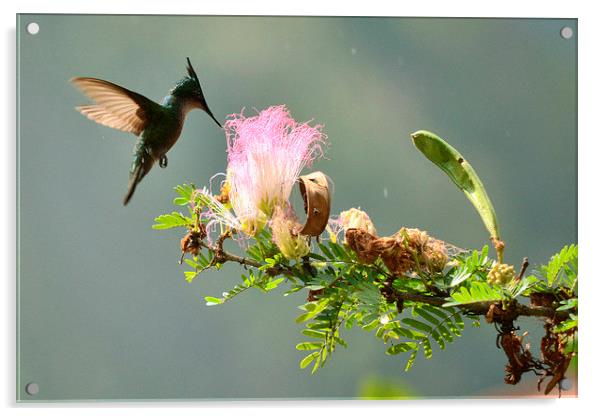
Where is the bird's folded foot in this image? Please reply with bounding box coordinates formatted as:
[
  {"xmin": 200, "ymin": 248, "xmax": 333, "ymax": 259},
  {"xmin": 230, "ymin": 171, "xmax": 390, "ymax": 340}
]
[{"xmin": 159, "ymin": 154, "xmax": 168, "ymax": 168}]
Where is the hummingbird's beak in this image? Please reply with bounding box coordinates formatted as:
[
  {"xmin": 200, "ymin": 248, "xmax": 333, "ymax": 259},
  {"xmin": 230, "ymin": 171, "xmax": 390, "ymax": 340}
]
[
  {"xmin": 205, "ymin": 107, "xmax": 222, "ymax": 129},
  {"xmin": 190, "ymin": 97, "xmax": 221, "ymax": 128}
]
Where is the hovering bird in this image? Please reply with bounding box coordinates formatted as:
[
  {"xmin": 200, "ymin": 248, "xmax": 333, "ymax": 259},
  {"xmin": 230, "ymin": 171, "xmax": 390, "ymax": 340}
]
[{"xmin": 71, "ymin": 58, "xmax": 222, "ymax": 205}]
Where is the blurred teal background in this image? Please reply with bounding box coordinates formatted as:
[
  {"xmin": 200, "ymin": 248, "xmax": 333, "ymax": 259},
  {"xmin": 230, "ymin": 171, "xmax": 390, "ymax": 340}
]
[{"xmin": 17, "ymin": 15, "xmax": 576, "ymax": 401}]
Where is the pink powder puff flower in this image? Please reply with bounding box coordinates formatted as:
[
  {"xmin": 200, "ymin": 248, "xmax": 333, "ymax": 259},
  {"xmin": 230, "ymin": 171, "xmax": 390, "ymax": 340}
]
[{"xmin": 224, "ymin": 105, "xmax": 326, "ymax": 236}]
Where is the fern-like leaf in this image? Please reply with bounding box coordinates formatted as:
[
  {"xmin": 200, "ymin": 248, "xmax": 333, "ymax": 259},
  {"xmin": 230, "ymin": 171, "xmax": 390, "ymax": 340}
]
[
  {"xmin": 443, "ymin": 282, "xmax": 503, "ymax": 307},
  {"xmin": 542, "ymin": 244, "xmax": 578, "ymax": 288}
]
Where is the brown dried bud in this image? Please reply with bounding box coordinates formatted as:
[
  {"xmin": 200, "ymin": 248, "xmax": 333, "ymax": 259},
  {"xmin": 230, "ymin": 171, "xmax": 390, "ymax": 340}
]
[
  {"xmin": 180, "ymin": 226, "xmax": 206, "ymax": 256},
  {"xmin": 345, "ymin": 228, "xmax": 379, "ymax": 264},
  {"xmin": 375, "ymin": 237, "xmax": 414, "ymax": 276},
  {"xmin": 345, "ymin": 226, "xmax": 448, "ymax": 276}
]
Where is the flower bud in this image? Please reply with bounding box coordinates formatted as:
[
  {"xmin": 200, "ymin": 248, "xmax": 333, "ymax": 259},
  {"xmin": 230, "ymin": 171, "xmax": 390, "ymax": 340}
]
[
  {"xmin": 339, "ymin": 208, "xmax": 377, "ymax": 236},
  {"xmin": 487, "ymin": 262, "xmax": 516, "ymax": 285},
  {"xmin": 270, "ymin": 206, "xmax": 310, "ymax": 260},
  {"xmin": 216, "ymin": 171, "xmax": 232, "ymax": 205}
]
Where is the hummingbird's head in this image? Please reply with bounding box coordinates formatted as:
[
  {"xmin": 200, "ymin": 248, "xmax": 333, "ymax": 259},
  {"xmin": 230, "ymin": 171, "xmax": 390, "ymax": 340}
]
[
  {"xmin": 171, "ymin": 64, "xmax": 205, "ymax": 106},
  {"xmin": 170, "ymin": 58, "xmax": 222, "ymax": 127}
]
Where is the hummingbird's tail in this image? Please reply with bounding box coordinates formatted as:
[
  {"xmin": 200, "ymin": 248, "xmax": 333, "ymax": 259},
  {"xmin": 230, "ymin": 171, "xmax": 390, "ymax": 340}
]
[
  {"xmin": 123, "ymin": 153, "xmax": 153, "ymax": 206},
  {"xmin": 123, "ymin": 166, "xmax": 142, "ymax": 206}
]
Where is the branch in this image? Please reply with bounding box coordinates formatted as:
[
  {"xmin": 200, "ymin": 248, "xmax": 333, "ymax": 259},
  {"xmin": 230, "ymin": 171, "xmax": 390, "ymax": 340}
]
[
  {"xmin": 395, "ymin": 292, "xmax": 567, "ymax": 319},
  {"xmin": 199, "ymin": 240, "xmax": 294, "ymax": 276},
  {"xmin": 197, "ymin": 239, "xmax": 569, "ymax": 321}
]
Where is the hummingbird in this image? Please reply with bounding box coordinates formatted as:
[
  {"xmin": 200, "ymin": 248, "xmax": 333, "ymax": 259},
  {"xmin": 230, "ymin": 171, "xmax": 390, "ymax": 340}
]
[{"xmin": 71, "ymin": 58, "xmax": 222, "ymax": 205}]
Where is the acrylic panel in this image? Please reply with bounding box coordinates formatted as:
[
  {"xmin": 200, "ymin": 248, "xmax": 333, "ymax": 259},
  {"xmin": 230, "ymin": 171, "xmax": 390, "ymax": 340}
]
[{"xmin": 17, "ymin": 15, "xmax": 577, "ymax": 401}]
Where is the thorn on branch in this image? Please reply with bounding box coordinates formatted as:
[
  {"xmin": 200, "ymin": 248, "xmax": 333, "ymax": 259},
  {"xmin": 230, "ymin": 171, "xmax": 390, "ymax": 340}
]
[{"xmin": 515, "ymin": 257, "xmax": 529, "ymax": 282}]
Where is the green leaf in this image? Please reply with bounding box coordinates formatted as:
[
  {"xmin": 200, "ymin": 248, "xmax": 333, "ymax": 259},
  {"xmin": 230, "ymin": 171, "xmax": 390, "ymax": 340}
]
[
  {"xmin": 152, "ymin": 212, "xmax": 191, "ymax": 230},
  {"xmin": 393, "ymin": 327, "xmax": 426, "ymax": 340},
  {"xmin": 172, "ymin": 196, "xmax": 189, "ymax": 206},
  {"xmin": 421, "ymin": 305, "xmax": 449, "ymax": 320},
  {"xmin": 405, "ymin": 350, "xmax": 418, "ymax": 372},
  {"xmin": 306, "ymin": 321, "xmax": 330, "ymax": 330},
  {"xmin": 510, "ymin": 275, "xmax": 540, "ymax": 298},
  {"xmin": 444, "ymin": 318, "xmax": 461, "ymax": 337},
  {"xmin": 184, "ymin": 270, "xmax": 199, "ymax": 282},
  {"xmin": 411, "ymin": 130, "xmax": 500, "ymax": 240},
  {"xmin": 542, "ymin": 244, "xmax": 578, "ymax": 287},
  {"xmin": 443, "ymin": 281, "xmax": 503, "ymax": 306},
  {"xmin": 296, "ymin": 342, "xmax": 322, "ymax": 351},
  {"xmin": 422, "ymin": 337, "xmax": 433, "ymax": 359},
  {"xmin": 383, "ymin": 320, "xmax": 401, "ymax": 330},
  {"xmin": 554, "ymin": 319, "xmax": 578, "ymax": 333},
  {"xmin": 300, "ymin": 351, "xmax": 320, "ymax": 369},
  {"xmin": 318, "ymin": 243, "xmax": 335, "ymax": 260},
  {"xmin": 361, "ymin": 319, "xmax": 380, "ymax": 331},
  {"xmin": 183, "ymin": 258, "xmax": 198, "ymax": 268},
  {"xmin": 557, "ymin": 298, "xmax": 578, "ymax": 311},
  {"xmin": 328, "ymin": 242, "xmax": 350, "ymax": 261},
  {"xmin": 386, "ymin": 342, "xmax": 417, "ymax": 355},
  {"xmin": 295, "ymin": 299, "xmax": 329, "ymax": 324},
  {"xmin": 334, "ymin": 337, "xmax": 348, "ymax": 348},
  {"xmin": 437, "ymin": 322, "xmax": 454, "ymax": 342},
  {"xmin": 451, "ymin": 312, "xmax": 465, "ymax": 330},
  {"xmin": 263, "ymin": 277, "xmax": 285, "ymax": 291},
  {"xmin": 402, "ymin": 318, "xmax": 433, "ymax": 333},
  {"xmin": 307, "ymin": 252, "xmax": 327, "ymax": 261},
  {"xmin": 174, "ymin": 183, "xmax": 195, "ymax": 200},
  {"xmin": 471, "ymin": 250, "xmax": 479, "ymax": 268},
  {"xmin": 449, "ymin": 265, "xmax": 472, "ymax": 287},
  {"xmin": 554, "ymin": 313, "xmax": 578, "ymax": 334},
  {"xmin": 413, "ymin": 308, "xmax": 441, "ymax": 327},
  {"xmin": 283, "ymin": 285, "xmax": 304, "ymax": 297},
  {"xmin": 302, "ymin": 329, "xmax": 327, "ymax": 339},
  {"xmin": 431, "ymin": 329, "xmax": 446, "ymax": 350},
  {"xmin": 204, "ymin": 296, "xmax": 223, "ymax": 306},
  {"xmin": 479, "ymin": 244, "xmax": 489, "ymax": 264},
  {"xmin": 304, "ymin": 302, "xmax": 317, "ymax": 312},
  {"xmin": 311, "ymin": 353, "xmax": 322, "ymax": 374}
]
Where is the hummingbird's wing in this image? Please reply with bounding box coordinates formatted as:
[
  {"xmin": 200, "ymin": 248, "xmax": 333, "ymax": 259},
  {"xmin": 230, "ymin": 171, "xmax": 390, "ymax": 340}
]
[{"xmin": 71, "ymin": 77, "xmax": 161, "ymax": 135}]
